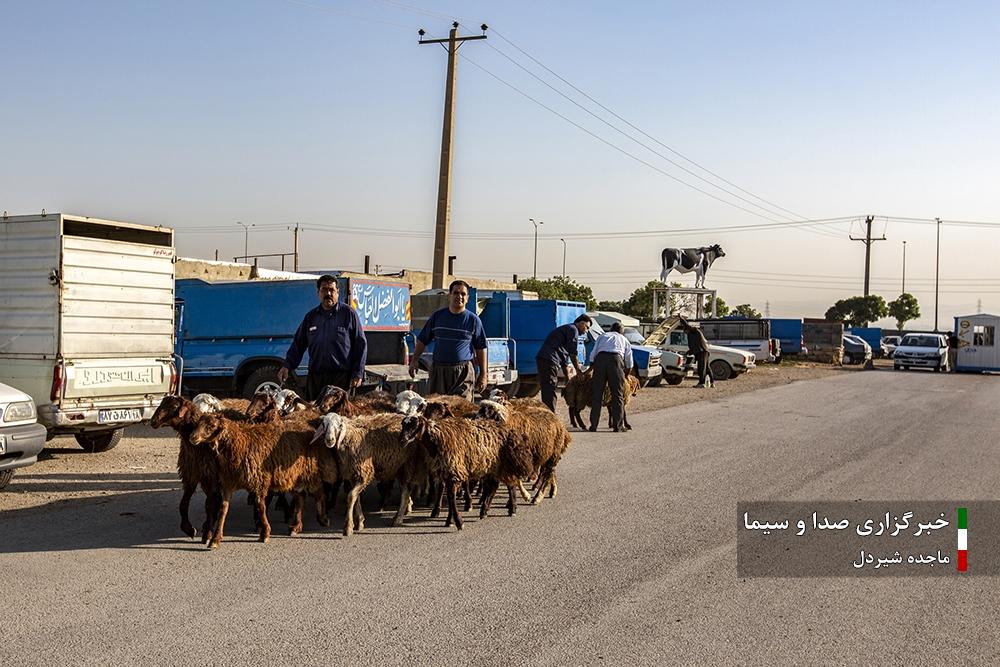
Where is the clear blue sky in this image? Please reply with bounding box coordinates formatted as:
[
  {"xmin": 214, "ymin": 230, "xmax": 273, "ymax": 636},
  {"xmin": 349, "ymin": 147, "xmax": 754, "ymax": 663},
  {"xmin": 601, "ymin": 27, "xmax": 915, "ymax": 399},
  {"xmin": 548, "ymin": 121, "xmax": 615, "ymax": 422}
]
[{"xmin": 3, "ymin": 1, "xmax": 999, "ymax": 327}]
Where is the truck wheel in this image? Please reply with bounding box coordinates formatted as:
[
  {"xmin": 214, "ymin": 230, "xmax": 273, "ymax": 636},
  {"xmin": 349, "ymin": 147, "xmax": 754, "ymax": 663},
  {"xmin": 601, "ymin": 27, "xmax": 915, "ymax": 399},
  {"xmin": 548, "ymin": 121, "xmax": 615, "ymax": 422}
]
[
  {"xmin": 75, "ymin": 429, "xmax": 123, "ymax": 453},
  {"xmin": 666, "ymin": 375, "xmax": 684, "ymax": 386},
  {"xmin": 243, "ymin": 364, "xmax": 282, "ymax": 399},
  {"xmin": 709, "ymin": 360, "xmax": 732, "ymax": 381},
  {"xmin": 0, "ymin": 469, "xmax": 14, "ymax": 490},
  {"xmin": 646, "ymin": 375, "xmax": 663, "ymax": 387},
  {"xmin": 515, "ymin": 378, "xmax": 541, "ymax": 398}
]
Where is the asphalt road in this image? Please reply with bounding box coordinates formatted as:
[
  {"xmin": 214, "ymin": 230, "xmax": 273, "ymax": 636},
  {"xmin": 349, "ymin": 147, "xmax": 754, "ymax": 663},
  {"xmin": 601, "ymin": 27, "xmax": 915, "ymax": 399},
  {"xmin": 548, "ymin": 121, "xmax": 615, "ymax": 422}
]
[{"xmin": 3, "ymin": 369, "xmax": 998, "ymax": 665}]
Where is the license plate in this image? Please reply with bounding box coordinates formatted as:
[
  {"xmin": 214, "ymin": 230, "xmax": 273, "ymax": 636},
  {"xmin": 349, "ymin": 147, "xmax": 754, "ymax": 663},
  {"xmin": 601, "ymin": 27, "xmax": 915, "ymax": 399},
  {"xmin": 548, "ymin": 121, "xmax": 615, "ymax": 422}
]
[
  {"xmin": 98, "ymin": 409, "xmax": 143, "ymax": 424},
  {"xmin": 0, "ymin": 433, "xmax": 6, "ymax": 455}
]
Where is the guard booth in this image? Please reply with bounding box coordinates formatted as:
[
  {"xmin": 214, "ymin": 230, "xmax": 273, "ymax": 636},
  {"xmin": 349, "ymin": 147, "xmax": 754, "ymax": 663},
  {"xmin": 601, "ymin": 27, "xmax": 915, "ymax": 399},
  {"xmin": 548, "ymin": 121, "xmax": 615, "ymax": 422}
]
[{"xmin": 954, "ymin": 314, "xmax": 1000, "ymax": 372}]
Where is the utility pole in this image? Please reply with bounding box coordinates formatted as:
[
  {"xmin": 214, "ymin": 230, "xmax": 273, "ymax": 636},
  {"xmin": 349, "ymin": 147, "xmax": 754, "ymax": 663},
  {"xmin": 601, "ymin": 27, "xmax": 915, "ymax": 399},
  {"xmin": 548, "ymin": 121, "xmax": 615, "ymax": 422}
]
[
  {"xmin": 290, "ymin": 223, "xmax": 300, "ymax": 271},
  {"xmin": 419, "ymin": 22, "xmax": 488, "ymax": 289},
  {"xmin": 850, "ymin": 215, "xmax": 886, "ymax": 296},
  {"xmin": 236, "ymin": 221, "xmax": 254, "ymax": 261},
  {"xmin": 901, "ymin": 240, "xmax": 907, "ymax": 294},
  {"xmin": 560, "ymin": 238, "xmax": 567, "ymax": 277},
  {"xmin": 934, "ymin": 217, "xmax": 942, "ymax": 331}
]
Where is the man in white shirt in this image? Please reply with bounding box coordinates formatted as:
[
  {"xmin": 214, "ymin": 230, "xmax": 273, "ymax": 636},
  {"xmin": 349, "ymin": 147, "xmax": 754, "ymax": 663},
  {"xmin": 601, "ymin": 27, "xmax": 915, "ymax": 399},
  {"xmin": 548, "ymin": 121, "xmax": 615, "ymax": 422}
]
[{"xmin": 588, "ymin": 322, "xmax": 634, "ymax": 432}]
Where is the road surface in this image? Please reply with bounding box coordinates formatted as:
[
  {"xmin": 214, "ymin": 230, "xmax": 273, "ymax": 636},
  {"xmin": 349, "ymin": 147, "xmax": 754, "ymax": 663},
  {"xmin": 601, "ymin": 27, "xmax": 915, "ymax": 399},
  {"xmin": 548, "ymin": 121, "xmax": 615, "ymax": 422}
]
[{"xmin": 2, "ymin": 369, "xmax": 997, "ymax": 665}]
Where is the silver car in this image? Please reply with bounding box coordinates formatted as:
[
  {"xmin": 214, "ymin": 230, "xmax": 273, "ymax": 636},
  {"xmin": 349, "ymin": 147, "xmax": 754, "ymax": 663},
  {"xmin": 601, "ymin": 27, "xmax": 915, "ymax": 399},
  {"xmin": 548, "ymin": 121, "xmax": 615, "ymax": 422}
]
[{"xmin": 0, "ymin": 381, "xmax": 47, "ymax": 490}]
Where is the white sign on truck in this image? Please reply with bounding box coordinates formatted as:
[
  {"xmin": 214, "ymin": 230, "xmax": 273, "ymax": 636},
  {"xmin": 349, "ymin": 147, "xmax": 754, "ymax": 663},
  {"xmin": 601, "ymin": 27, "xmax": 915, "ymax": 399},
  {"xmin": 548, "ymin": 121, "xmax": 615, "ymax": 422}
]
[{"xmin": 0, "ymin": 213, "xmax": 177, "ymax": 452}]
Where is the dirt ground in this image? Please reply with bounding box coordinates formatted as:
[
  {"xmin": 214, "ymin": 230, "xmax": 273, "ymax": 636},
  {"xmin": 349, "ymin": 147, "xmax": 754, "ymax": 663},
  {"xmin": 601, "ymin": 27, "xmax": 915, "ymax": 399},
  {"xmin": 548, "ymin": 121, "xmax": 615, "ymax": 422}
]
[{"xmin": 0, "ymin": 361, "xmax": 878, "ymax": 513}]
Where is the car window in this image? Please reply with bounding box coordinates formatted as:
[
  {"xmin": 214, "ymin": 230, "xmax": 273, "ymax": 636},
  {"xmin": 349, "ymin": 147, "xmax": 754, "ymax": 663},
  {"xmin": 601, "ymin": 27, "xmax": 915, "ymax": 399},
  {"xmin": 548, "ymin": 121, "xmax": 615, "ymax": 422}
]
[{"xmin": 901, "ymin": 335, "xmax": 940, "ymax": 348}]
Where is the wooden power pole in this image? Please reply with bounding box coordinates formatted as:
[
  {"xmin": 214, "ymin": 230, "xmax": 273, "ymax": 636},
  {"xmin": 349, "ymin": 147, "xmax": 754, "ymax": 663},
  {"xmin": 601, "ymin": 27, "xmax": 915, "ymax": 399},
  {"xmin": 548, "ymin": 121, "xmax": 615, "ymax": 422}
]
[
  {"xmin": 419, "ymin": 22, "xmax": 487, "ymax": 289},
  {"xmin": 850, "ymin": 215, "xmax": 886, "ymax": 296}
]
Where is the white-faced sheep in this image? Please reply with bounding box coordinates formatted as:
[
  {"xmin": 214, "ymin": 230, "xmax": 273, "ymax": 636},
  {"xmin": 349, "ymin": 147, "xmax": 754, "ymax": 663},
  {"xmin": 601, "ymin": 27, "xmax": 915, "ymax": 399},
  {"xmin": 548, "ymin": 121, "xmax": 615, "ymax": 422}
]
[
  {"xmin": 311, "ymin": 411, "xmax": 425, "ymax": 535},
  {"xmin": 476, "ymin": 399, "xmax": 571, "ymax": 505},
  {"xmin": 562, "ymin": 369, "xmax": 641, "ymax": 431},
  {"xmin": 188, "ymin": 414, "xmax": 337, "ymax": 549},
  {"xmin": 399, "ymin": 410, "xmax": 532, "ymax": 530}
]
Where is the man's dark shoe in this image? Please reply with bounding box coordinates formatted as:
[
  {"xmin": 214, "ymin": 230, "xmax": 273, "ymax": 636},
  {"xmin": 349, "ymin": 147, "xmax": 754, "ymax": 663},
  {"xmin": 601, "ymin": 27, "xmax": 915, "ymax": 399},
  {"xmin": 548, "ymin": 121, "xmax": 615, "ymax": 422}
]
[{"xmin": 587, "ymin": 425, "xmax": 597, "ymax": 432}]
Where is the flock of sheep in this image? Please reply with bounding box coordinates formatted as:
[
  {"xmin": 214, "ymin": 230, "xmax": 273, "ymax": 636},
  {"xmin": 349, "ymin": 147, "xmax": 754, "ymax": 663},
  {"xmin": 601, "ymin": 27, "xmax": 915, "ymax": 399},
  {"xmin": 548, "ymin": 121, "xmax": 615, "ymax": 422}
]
[{"xmin": 149, "ymin": 385, "xmax": 573, "ymax": 549}]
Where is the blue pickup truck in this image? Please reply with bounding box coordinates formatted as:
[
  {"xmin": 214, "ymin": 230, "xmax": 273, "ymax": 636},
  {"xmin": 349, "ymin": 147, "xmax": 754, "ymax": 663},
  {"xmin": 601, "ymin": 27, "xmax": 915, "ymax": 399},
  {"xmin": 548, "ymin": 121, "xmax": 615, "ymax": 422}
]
[{"xmin": 175, "ymin": 276, "xmax": 419, "ymax": 397}]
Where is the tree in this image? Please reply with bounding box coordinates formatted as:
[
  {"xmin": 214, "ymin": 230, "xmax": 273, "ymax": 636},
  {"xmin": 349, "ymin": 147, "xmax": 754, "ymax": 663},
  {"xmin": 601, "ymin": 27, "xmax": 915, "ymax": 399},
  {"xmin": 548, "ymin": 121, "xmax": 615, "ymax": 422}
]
[
  {"xmin": 731, "ymin": 303, "xmax": 762, "ymax": 319},
  {"xmin": 595, "ymin": 300, "xmax": 625, "ymax": 312},
  {"xmin": 887, "ymin": 293, "xmax": 920, "ymax": 331},
  {"xmin": 824, "ymin": 295, "xmax": 888, "ymax": 327},
  {"xmin": 517, "ymin": 275, "xmax": 597, "ymax": 310},
  {"xmin": 707, "ymin": 295, "xmax": 730, "ymax": 317}
]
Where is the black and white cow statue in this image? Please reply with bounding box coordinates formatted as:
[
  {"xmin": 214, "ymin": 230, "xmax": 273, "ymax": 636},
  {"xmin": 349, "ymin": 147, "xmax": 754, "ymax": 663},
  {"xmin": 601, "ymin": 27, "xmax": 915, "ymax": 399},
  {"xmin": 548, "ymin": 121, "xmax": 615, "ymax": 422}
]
[{"xmin": 659, "ymin": 244, "xmax": 725, "ymax": 288}]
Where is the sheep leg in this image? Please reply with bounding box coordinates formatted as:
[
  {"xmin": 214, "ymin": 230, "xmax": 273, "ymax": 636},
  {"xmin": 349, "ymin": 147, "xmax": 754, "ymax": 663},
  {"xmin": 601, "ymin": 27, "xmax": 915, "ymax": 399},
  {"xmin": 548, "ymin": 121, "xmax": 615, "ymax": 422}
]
[
  {"xmin": 352, "ymin": 495, "xmax": 366, "ymax": 532},
  {"xmin": 478, "ymin": 478, "xmax": 500, "ymax": 519},
  {"xmin": 376, "ymin": 480, "xmax": 394, "ymax": 512},
  {"xmin": 274, "ymin": 492, "xmax": 293, "ymax": 524},
  {"xmin": 531, "ymin": 462, "xmax": 556, "ymax": 506},
  {"xmin": 517, "ymin": 479, "xmax": 533, "ymax": 501},
  {"xmin": 315, "ymin": 491, "xmax": 330, "ymax": 528},
  {"xmin": 288, "ymin": 492, "xmax": 305, "ymax": 535},
  {"xmin": 343, "ymin": 481, "xmax": 365, "ymax": 537},
  {"xmin": 548, "ymin": 472, "xmax": 558, "ymax": 498},
  {"xmin": 429, "ymin": 482, "xmax": 444, "ymax": 519},
  {"xmin": 208, "ymin": 492, "xmax": 232, "ymax": 549},
  {"xmin": 324, "ymin": 480, "xmax": 341, "ymax": 514},
  {"xmin": 391, "ymin": 483, "xmax": 411, "ymax": 527},
  {"xmin": 201, "ymin": 490, "xmax": 220, "ymax": 544},
  {"xmin": 445, "ymin": 479, "xmax": 463, "ymax": 531},
  {"xmin": 178, "ymin": 481, "xmax": 197, "ymax": 538},
  {"xmin": 256, "ymin": 493, "xmax": 271, "ymax": 543},
  {"xmin": 506, "ymin": 483, "xmax": 518, "ymax": 516},
  {"xmin": 462, "ymin": 481, "xmax": 473, "ymax": 512}
]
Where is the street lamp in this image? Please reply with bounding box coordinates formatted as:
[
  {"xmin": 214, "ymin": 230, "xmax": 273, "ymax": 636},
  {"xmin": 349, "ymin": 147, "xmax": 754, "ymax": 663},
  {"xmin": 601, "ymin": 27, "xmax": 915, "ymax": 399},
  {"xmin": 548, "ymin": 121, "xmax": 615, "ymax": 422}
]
[
  {"xmin": 560, "ymin": 238, "xmax": 567, "ymax": 277},
  {"xmin": 901, "ymin": 240, "xmax": 907, "ymax": 294},
  {"xmin": 529, "ymin": 218, "xmax": 543, "ymax": 278},
  {"xmin": 236, "ymin": 221, "xmax": 255, "ymax": 261},
  {"xmin": 934, "ymin": 217, "xmax": 941, "ymax": 332}
]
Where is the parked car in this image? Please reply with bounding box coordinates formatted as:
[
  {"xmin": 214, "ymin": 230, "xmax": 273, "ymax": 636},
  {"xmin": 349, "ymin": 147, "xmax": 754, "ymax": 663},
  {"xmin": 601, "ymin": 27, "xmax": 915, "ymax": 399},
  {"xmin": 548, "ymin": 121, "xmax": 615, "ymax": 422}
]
[
  {"xmin": 659, "ymin": 329, "xmax": 755, "ymax": 381},
  {"xmin": 0, "ymin": 381, "xmax": 47, "ymax": 491},
  {"xmin": 659, "ymin": 348, "xmax": 692, "ymax": 386},
  {"xmin": 882, "ymin": 335, "xmax": 901, "ymax": 358},
  {"xmin": 842, "ymin": 334, "xmax": 872, "ymax": 365},
  {"xmin": 894, "ymin": 333, "xmax": 950, "ymax": 372}
]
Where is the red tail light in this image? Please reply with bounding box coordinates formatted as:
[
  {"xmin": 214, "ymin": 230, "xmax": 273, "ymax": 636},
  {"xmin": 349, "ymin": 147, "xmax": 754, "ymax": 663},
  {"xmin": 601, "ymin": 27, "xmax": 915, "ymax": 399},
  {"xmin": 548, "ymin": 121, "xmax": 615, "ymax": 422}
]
[{"xmin": 50, "ymin": 364, "xmax": 64, "ymax": 401}]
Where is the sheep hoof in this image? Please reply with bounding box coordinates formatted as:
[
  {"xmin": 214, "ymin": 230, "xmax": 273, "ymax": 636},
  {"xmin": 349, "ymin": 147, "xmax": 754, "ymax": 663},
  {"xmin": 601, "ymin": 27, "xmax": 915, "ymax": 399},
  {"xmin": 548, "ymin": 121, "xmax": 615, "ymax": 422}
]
[
  {"xmin": 391, "ymin": 517, "xmax": 404, "ymax": 527},
  {"xmin": 288, "ymin": 524, "xmax": 303, "ymax": 536},
  {"xmin": 181, "ymin": 523, "xmax": 195, "ymax": 539},
  {"xmin": 207, "ymin": 541, "xmax": 220, "ymax": 550},
  {"xmin": 317, "ymin": 516, "xmax": 331, "ymax": 528},
  {"xmin": 258, "ymin": 534, "xmax": 270, "ymax": 543}
]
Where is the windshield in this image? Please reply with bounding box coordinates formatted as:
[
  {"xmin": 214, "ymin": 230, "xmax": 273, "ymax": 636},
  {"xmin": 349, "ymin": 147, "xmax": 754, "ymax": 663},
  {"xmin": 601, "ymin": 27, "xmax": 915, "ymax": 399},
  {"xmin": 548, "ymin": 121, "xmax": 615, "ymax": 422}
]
[
  {"xmin": 901, "ymin": 335, "xmax": 941, "ymax": 348},
  {"xmin": 624, "ymin": 328, "xmax": 645, "ymax": 344}
]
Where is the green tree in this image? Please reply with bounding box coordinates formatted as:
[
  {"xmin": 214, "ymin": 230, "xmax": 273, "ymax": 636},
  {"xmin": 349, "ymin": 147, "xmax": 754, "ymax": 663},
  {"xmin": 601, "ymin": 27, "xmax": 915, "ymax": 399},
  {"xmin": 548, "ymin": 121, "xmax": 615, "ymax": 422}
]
[
  {"xmin": 620, "ymin": 280, "xmax": 666, "ymax": 318},
  {"xmin": 517, "ymin": 275, "xmax": 597, "ymax": 310},
  {"xmin": 708, "ymin": 295, "xmax": 730, "ymax": 317},
  {"xmin": 595, "ymin": 300, "xmax": 625, "ymax": 312},
  {"xmin": 887, "ymin": 293, "xmax": 920, "ymax": 331},
  {"xmin": 824, "ymin": 295, "xmax": 888, "ymax": 327},
  {"xmin": 730, "ymin": 303, "xmax": 762, "ymax": 319}
]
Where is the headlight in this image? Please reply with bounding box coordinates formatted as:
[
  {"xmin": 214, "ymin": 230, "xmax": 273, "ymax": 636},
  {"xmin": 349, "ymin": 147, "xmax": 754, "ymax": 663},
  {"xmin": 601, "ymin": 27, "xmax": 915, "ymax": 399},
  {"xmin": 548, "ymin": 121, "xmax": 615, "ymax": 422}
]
[{"xmin": 4, "ymin": 400, "xmax": 36, "ymax": 422}]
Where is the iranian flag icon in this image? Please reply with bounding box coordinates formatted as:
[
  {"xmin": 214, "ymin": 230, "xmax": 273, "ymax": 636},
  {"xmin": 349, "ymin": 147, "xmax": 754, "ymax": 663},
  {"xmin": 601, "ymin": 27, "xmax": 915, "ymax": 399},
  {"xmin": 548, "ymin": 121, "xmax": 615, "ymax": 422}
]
[{"xmin": 957, "ymin": 507, "xmax": 968, "ymax": 573}]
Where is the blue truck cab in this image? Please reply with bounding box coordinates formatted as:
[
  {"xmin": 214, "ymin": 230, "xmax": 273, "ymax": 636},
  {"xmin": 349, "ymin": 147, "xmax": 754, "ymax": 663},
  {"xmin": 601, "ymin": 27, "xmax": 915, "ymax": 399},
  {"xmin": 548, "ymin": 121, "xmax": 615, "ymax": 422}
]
[
  {"xmin": 175, "ymin": 276, "xmax": 418, "ymax": 397},
  {"xmin": 768, "ymin": 318, "xmax": 807, "ymax": 356}
]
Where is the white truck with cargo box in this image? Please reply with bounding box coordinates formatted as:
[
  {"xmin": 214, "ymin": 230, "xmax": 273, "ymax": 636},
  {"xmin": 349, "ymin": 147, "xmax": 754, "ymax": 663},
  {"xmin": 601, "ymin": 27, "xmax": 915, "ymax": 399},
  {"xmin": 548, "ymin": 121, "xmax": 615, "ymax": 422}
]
[{"xmin": 0, "ymin": 213, "xmax": 178, "ymax": 452}]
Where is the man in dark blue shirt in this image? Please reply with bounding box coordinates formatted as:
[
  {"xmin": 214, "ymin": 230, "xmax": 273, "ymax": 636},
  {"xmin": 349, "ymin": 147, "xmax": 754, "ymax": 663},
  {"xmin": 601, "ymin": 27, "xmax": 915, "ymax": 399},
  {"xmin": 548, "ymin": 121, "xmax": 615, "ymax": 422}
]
[
  {"xmin": 278, "ymin": 275, "xmax": 368, "ymax": 399},
  {"xmin": 409, "ymin": 280, "xmax": 487, "ymax": 401},
  {"xmin": 535, "ymin": 314, "xmax": 592, "ymax": 412}
]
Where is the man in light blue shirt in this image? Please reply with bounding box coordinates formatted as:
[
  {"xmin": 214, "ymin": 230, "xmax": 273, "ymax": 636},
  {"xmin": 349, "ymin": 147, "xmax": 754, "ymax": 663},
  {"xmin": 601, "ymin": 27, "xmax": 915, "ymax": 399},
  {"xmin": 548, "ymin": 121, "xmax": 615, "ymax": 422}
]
[{"xmin": 588, "ymin": 322, "xmax": 633, "ymax": 432}]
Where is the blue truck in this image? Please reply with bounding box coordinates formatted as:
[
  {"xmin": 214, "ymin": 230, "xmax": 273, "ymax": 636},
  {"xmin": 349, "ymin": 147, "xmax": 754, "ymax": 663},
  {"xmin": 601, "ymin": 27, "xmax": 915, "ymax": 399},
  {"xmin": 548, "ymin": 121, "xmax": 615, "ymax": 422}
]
[
  {"xmin": 847, "ymin": 327, "xmax": 885, "ymax": 358},
  {"xmin": 175, "ymin": 276, "xmax": 419, "ymax": 397},
  {"xmin": 471, "ymin": 290, "xmax": 661, "ymax": 396},
  {"xmin": 768, "ymin": 318, "xmax": 806, "ymax": 357}
]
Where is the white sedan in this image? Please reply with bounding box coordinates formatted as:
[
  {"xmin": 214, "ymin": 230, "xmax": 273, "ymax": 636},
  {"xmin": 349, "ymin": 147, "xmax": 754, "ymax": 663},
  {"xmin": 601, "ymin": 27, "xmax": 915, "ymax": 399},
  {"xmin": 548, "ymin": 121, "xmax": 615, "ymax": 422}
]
[{"xmin": 0, "ymin": 381, "xmax": 47, "ymax": 490}]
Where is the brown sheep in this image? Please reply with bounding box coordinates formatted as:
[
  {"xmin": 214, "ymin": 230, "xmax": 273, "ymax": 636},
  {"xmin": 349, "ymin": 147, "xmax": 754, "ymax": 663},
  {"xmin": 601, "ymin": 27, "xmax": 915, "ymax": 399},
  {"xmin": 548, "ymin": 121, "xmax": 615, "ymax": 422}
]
[
  {"xmin": 188, "ymin": 414, "xmax": 338, "ymax": 549},
  {"xmin": 426, "ymin": 393, "xmax": 479, "ymax": 418},
  {"xmin": 562, "ymin": 369, "xmax": 641, "ymax": 431},
  {"xmin": 476, "ymin": 399, "xmax": 572, "ymax": 505},
  {"xmin": 150, "ymin": 395, "xmax": 221, "ymax": 542},
  {"xmin": 310, "ymin": 411, "xmax": 423, "ymax": 535},
  {"xmin": 315, "ymin": 386, "xmax": 396, "ymax": 416},
  {"xmin": 400, "ymin": 411, "xmax": 532, "ymax": 530}
]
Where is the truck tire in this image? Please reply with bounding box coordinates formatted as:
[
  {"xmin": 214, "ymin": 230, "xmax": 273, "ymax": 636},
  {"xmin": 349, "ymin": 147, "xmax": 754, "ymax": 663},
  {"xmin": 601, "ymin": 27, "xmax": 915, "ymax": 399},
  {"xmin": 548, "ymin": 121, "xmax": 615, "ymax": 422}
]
[
  {"xmin": 646, "ymin": 375, "xmax": 663, "ymax": 387},
  {"xmin": 709, "ymin": 360, "xmax": 733, "ymax": 381},
  {"xmin": 75, "ymin": 428, "xmax": 123, "ymax": 453},
  {"xmin": 0, "ymin": 469, "xmax": 14, "ymax": 491},
  {"xmin": 515, "ymin": 378, "xmax": 541, "ymax": 398},
  {"xmin": 665, "ymin": 375, "xmax": 684, "ymax": 386},
  {"xmin": 242, "ymin": 364, "xmax": 283, "ymax": 399}
]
